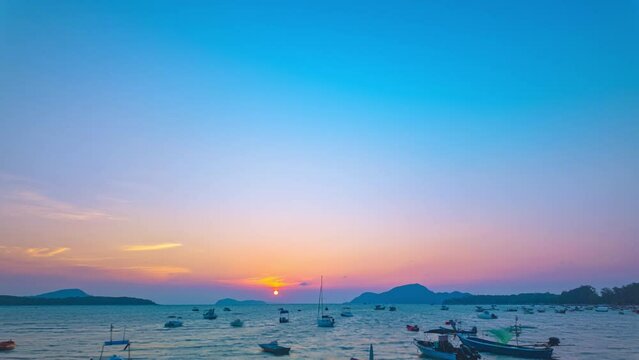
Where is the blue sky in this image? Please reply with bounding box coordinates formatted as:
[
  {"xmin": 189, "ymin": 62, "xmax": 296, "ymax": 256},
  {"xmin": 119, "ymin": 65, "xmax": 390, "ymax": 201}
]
[{"xmin": 0, "ymin": 1, "xmax": 638, "ymax": 303}]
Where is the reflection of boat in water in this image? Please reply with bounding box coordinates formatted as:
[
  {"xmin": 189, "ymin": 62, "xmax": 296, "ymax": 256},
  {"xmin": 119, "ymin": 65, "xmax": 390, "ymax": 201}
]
[
  {"xmin": 459, "ymin": 335, "xmax": 557, "ymax": 359},
  {"xmin": 0, "ymin": 340, "xmax": 16, "ymax": 351},
  {"xmin": 340, "ymin": 307, "xmax": 354, "ymax": 317},
  {"xmin": 374, "ymin": 305, "xmax": 385, "ymax": 310},
  {"xmin": 203, "ymin": 309, "xmax": 217, "ymax": 320},
  {"xmin": 97, "ymin": 325, "xmax": 131, "ymax": 360},
  {"xmin": 259, "ymin": 341, "xmax": 291, "ymax": 356},
  {"xmin": 317, "ymin": 276, "xmax": 335, "ymax": 327},
  {"xmin": 413, "ymin": 335, "xmax": 481, "ymax": 360},
  {"xmin": 477, "ymin": 311, "xmax": 497, "ymax": 319}
]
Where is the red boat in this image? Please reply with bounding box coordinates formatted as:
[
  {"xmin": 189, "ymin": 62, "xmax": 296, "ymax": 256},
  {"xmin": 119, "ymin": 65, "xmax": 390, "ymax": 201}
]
[
  {"xmin": 0, "ymin": 340, "xmax": 16, "ymax": 351},
  {"xmin": 406, "ymin": 325, "xmax": 420, "ymax": 332}
]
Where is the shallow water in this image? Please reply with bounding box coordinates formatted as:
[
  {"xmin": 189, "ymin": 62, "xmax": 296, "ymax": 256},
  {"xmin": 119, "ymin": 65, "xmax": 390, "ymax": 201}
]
[{"xmin": 0, "ymin": 304, "xmax": 637, "ymax": 359}]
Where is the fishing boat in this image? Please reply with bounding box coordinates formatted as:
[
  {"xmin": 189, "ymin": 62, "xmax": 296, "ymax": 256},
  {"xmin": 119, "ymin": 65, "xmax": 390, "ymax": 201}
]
[
  {"xmin": 440, "ymin": 305, "xmax": 449, "ymax": 311},
  {"xmin": 279, "ymin": 309, "xmax": 290, "ymax": 323},
  {"xmin": 230, "ymin": 319, "xmax": 244, "ymax": 327},
  {"xmin": 341, "ymin": 307, "xmax": 354, "ymax": 317},
  {"xmin": 459, "ymin": 335, "xmax": 557, "ymax": 359},
  {"xmin": 522, "ymin": 307, "xmax": 534, "ymax": 314},
  {"xmin": 203, "ymin": 309, "xmax": 217, "ymax": 320},
  {"xmin": 506, "ymin": 307, "xmax": 518, "ymax": 312},
  {"xmin": 192, "ymin": 307, "xmax": 199, "ymax": 312},
  {"xmin": 374, "ymin": 305, "xmax": 385, "ymax": 310},
  {"xmin": 97, "ymin": 325, "xmax": 131, "ymax": 360},
  {"xmin": 536, "ymin": 307, "xmax": 546, "ymax": 313},
  {"xmin": 389, "ymin": 305, "xmax": 397, "ymax": 311},
  {"xmin": 427, "ymin": 320, "xmax": 477, "ymax": 335},
  {"xmin": 595, "ymin": 306, "xmax": 609, "ymax": 312},
  {"xmin": 0, "ymin": 340, "xmax": 16, "ymax": 351},
  {"xmin": 164, "ymin": 319, "xmax": 183, "ymax": 328},
  {"xmin": 406, "ymin": 324, "xmax": 420, "ymax": 332},
  {"xmin": 477, "ymin": 310, "xmax": 497, "ymax": 319},
  {"xmin": 413, "ymin": 335, "xmax": 481, "ymax": 360},
  {"xmin": 475, "ymin": 306, "xmax": 487, "ymax": 312},
  {"xmin": 317, "ymin": 276, "xmax": 335, "ymax": 327},
  {"xmin": 223, "ymin": 307, "xmax": 231, "ymax": 312},
  {"xmin": 259, "ymin": 341, "xmax": 291, "ymax": 356},
  {"xmin": 554, "ymin": 307, "xmax": 566, "ymax": 314}
]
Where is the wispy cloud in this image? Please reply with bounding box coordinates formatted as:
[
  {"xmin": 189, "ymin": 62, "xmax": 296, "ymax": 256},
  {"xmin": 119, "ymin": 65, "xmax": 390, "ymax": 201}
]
[
  {"xmin": 3, "ymin": 190, "xmax": 120, "ymax": 221},
  {"xmin": 122, "ymin": 243, "xmax": 183, "ymax": 252},
  {"xmin": 223, "ymin": 276, "xmax": 297, "ymax": 289},
  {"xmin": 25, "ymin": 247, "xmax": 70, "ymax": 257}
]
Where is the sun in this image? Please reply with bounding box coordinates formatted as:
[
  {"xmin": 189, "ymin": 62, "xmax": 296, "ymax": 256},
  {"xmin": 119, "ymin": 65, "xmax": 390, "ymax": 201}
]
[{"xmin": 273, "ymin": 290, "xmax": 279, "ymax": 296}]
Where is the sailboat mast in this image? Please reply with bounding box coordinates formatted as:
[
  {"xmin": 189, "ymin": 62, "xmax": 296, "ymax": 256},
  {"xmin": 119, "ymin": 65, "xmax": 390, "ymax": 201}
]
[{"xmin": 317, "ymin": 276, "xmax": 323, "ymax": 318}]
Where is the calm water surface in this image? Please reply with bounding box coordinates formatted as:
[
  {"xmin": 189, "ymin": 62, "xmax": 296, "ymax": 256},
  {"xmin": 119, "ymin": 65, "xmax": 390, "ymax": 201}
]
[{"xmin": 0, "ymin": 305, "xmax": 637, "ymax": 359}]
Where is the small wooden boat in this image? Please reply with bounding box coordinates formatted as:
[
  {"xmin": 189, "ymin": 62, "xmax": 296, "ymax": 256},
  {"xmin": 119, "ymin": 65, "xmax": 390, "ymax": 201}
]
[
  {"xmin": 406, "ymin": 324, "xmax": 420, "ymax": 332},
  {"xmin": 0, "ymin": 340, "xmax": 16, "ymax": 351},
  {"xmin": 259, "ymin": 341, "xmax": 290, "ymax": 355},
  {"xmin": 340, "ymin": 307, "xmax": 354, "ymax": 317},
  {"xmin": 374, "ymin": 305, "xmax": 385, "ymax": 310},
  {"xmin": 203, "ymin": 309, "xmax": 217, "ymax": 320},
  {"xmin": 97, "ymin": 325, "xmax": 131, "ymax": 360},
  {"xmin": 477, "ymin": 311, "xmax": 497, "ymax": 319},
  {"xmin": 459, "ymin": 335, "xmax": 555, "ymax": 359},
  {"xmin": 414, "ymin": 336, "xmax": 481, "ymax": 360},
  {"xmin": 164, "ymin": 319, "xmax": 183, "ymax": 328},
  {"xmin": 279, "ymin": 309, "xmax": 290, "ymax": 323},
  {"xmin": 230, "ymin": 319, "xmax": 244, "ymax": 327}
]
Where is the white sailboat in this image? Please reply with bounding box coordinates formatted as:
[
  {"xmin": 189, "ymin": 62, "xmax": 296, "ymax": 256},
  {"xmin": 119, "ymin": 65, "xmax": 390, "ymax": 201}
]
[{"xmin": 317, "ymin": 276, "xmax": 335, "ymax": 327}]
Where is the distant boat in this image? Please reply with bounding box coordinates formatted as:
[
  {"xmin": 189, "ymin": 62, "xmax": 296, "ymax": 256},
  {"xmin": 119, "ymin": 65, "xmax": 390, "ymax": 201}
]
[
  {"xmin": 427, "ymin": 320, "xmax": 477, "ymax": 336},
  {"xmin": 203, "ymin": 309, "xmax": 217, "ymax": 320},
  {"xmin": 406, "ymin": 324, "xmax": 420, "ymax": 332},
  {"xmin": 164, "ymin": 319, "xmax": 183, "ymax": 328},
  {"xmin": 536, "ymin": 307, "xmax": 546, "ymax": 313},
  {"xmin": 477, "ymin": 310, "xmax": 498, "ymax": 319},
  {"xmin": 317, "ymin": 276, "xmax": 335, "ymax": 327},
  {"xmin": 0, "ymin": 340, "xmax": 16, "ymax": 351},
  {"xmin": 555, "ymin": 307, "xmax": 566, "ymax": 314},
  {"xmin": 595, "ymin": 306, "xmax": 609, "ymax": 312},
  {"xmin": 440, "ymin": 305, "xmax": 449, "ymax": 311},
  {"xmin": 389, "ymin": 306, "xmax": 397, "ymax": 311},
  {"xmin": 279, "ymin": 309, "xmax": 290, "ymax": 323},
  {"xmin": 341, "ymin": 307, "xmax": 354, "ymax": 317},
  {"xmin": 259, "ymin": 341, "xmax": 291, "ymax": 356},
  {"xmin": 223, "ymin": 307, "xmax": 231, "ymax": 312},
  {"xmin": 506, "ymin": 307, "xmax": 518, "ymax": 312},
  {"xmin": 475, "ymin": 306, "xmax": 487, "ymax": 312},
  {"xmin": 374, "ymin": 305, "xmax": 385, "ymax": 310},
  {"xmin": 97, "ymin": 325, "xmax": 131, "ymax": 360},
  {"xmin": 192, "ymin": 307, "xmax": 199, "ymax": 312},
  {"xmin": 230, "ymin": 319, "xmax": 244, "ymax": 327},
  {"xmin": 414, "ymin": 335, "xmax": 481, "ymax": 360},
  {"xmin": 459, "ymin": 335, "xmax": 556, "ymax": 359},
  {"xmin": 522, "ymin": 307, "xmax": 534, "ymax": 314}
]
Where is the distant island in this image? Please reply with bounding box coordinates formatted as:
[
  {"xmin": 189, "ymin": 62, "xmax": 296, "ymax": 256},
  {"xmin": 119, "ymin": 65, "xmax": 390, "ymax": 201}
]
[
  {"xmin": 350, "ymin": 283, "xmax": 470, "ymax": 304},
  {"xmin": 214, "ymin": 298, "xmax": 267, "ymax": 306},
  {"xmin": 444, "ymin": 283, "xmax": 639, "ymax": 305},
  {"xmin": 0, "ymin": 288, "xmax": 155, "ymax": 306}
]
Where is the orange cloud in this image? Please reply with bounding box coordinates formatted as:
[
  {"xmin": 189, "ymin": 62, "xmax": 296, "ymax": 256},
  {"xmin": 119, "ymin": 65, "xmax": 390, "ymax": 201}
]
[
  {"xmin": 122, "ymin": 243, "xmax": 183, "ymax": 252},
  {"xmin": 25, "ymin": 247, "xmax": 70, "ymax": 257}
]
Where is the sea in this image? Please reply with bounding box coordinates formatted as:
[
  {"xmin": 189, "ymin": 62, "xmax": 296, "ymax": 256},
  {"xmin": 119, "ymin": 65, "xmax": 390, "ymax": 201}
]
[{"xmin": 0, "ymin": 304, "xmax": 637, "ymax": 359}]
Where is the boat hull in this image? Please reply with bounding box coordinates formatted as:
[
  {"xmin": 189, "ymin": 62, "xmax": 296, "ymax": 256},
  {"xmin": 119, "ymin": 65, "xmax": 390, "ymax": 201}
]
[
  {"xmin": 414, "ymin": 341, "xmax": 456, "ymax": 360},
  {"xmin": 459, "ymin": 336, "xmax": 553, "ymax": 359},
  {"xmin": 317, "ymin": 319, "xmax": 334, "ymax": 327}
]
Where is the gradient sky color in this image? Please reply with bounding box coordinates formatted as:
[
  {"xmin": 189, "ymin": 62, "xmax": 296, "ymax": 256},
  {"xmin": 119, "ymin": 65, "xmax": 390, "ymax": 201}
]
[{"xmin": 1, "ymin": 0, "xmax": 638, "ymax": 304}]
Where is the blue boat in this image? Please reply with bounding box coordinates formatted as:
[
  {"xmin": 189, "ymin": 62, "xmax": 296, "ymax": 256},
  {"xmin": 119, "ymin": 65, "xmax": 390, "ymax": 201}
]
[
  {"xmin": 459, "ymin": 336, "xmax": 554, "ymax": 359},
  {"xmin": 259, "ymin": 341, "xmax": 291, "ymax": 356}
]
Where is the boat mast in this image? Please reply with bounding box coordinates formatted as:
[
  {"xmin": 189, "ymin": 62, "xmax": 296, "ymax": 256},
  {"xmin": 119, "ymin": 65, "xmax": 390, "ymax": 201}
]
[{"xmin": 318, "ymin": 275, "xmax": 323, "ymax": 319}]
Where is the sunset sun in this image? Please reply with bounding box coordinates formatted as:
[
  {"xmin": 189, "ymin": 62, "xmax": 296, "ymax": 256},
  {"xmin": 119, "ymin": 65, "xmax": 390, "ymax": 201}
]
[{"xmin": 273, "ymin": 290, "xmax": 279, "ymax": 296}]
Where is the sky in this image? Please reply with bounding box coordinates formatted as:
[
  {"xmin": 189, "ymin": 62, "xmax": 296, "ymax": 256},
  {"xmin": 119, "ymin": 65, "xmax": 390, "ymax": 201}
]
[{"xmin": 0, "ymin": 0, "xmax": 638, "ymax": 304}]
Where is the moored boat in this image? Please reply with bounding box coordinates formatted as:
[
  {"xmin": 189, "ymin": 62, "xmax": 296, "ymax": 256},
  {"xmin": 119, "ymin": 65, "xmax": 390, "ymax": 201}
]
[
  {"xmin": 279, "ymin": 309, "xmax": 290, "ymax": 323},
  {"xmin": 259, "ymin": 340, "xmax": 290, "ymax": 355},
  {"xmin": 223, "ymin": 307, "xmax": 231, "ymax": 312},
  {"xmin": 374, "ymin": 305, "xmax": 385, "ymax": 310},
  {"xmin": 440, "ymin": 305, "xmax": 449, "ymax": 311},
  {"xmin": 317, "ymin": 276, "xmax": 335, "ymax": 327},
  {"xmin": 595, "ymin": 306, "xmax": 609, "ymax": 312},
  {"xmin": 230, "ymin": 319, "xmax": 244, "ymax": 327},
  {"xmin": 413, "ymin": 335, "xmax": 481, "ymax": 360},
  {"xmin": 477, "ymin": 311, "xmax": 497, "ymax": 319},
  {"xmin": 341, "ymin": 307, "xmax": 354, "ymax": 317},
  {"xmin": 164, "ymin": 319, "xmax": 183, "ymax": 328},
  {"xmin": 459, "ymin": 335, "xmax": 556, "ymax": 359},
  {"xmin": 0, "ymin": 340, "xmax": 16, "ymax": 351},
  {"xmin": 97, "ymin": 325, "xmax": 131, "ymax": 360},
  {"xmin": 406, "ymin": 324, "xmax": 420, "ymax": 332},
  {"xmin": 203, "ymin": 309, "xmax": 217, "ymax": 320}
]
